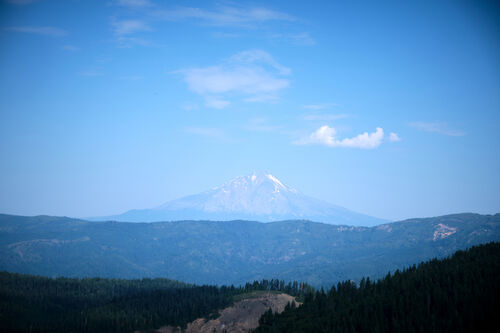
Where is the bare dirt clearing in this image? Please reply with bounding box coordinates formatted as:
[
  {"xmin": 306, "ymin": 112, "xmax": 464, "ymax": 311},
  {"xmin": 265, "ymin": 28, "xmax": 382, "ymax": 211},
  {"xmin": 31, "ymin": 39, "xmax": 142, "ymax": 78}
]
[{"xmin": 157, "ymin": 291, "xmax": 298, "ymax": 333}]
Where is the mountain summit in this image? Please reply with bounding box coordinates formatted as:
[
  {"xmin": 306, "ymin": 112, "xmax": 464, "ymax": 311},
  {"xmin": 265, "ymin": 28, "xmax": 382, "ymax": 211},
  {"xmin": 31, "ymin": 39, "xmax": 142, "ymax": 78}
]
[
  {"xmin": 157, "ymin": 173, "xmax": 301, "ymax": 215},
  {"xmin": 100, "ymin": 173, "xmax": 387, "ymax": 226}
]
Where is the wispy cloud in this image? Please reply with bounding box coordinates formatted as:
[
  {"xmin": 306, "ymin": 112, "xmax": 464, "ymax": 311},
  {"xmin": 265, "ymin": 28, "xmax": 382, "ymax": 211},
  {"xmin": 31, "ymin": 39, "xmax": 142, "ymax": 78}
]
[
  {"xmin": 175, "ymin": 49, "xmax": 290, "ymax": 109},
  {"xmin": 154, "ymin": 5, "xmax": 296, "ymax": 27},
  {"xmin": 111, "ymin": 19, "xmax": 151, "ymax": 36},
  {"xmin": 294, "ymin": 126, "xmax": 385, "ymax": 149},
  {"xmin": 243, "ymin": 94, "xmax": 280, "ymax": 103},
  {"xmin": 271, "ymin": 32, "xmax": 316, "ymax": 46},
  {"xmin": 109, "ymin": 3, "xmax": 306, "ymax": 48},
  {"xmin": 230, "ymin": 49, "xmax": 291, "ymax": 75},
  {"xmin": 389, "ymin": 132, "xmax": 401, "ymax": 142},
  {"xmin": 109, "ymin": 19, "xmax": 153, "ymax": 47},
  {"xmin": 410, "ymin": 122, "xmax": 466, "ymax": 136},
  {"xmin": 290, "ymin": 32, "xmax": 316, "ymax": 46},
  {"xmin": 4, "ymin": 26, "xmax": 67, "ymax": 37}
]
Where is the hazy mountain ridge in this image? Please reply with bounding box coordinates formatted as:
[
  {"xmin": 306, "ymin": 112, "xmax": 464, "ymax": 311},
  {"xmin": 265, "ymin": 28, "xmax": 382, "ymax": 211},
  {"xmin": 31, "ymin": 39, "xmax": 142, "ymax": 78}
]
[
  {"xmin": 1, "ymin": 213, "xmax": 498, "ymax": 286},
  {"xmin": 98, "ymin": 173, "xmax": 387, "ymax": 226}
]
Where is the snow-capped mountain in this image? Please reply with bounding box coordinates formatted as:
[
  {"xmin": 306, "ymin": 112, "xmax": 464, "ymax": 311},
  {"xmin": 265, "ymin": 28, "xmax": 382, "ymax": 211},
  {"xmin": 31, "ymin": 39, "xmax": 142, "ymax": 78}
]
[{"xmin": 100, "ymin": 173, "xmax": 387, "ymax": 226}]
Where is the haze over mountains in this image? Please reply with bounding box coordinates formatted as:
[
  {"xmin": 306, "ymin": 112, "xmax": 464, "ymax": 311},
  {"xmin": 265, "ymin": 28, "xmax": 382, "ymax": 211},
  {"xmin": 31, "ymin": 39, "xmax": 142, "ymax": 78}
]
[
  {"xmin": 98, "ymin": 173, "xmax": 386, "ymax": 227},
  {"xmin": 1, "ymin": 213, "xmax": 498, "ymax": 286},
  {"xmin": 2, "ymin": 173, "xmax": 497, "ymax": 287}
]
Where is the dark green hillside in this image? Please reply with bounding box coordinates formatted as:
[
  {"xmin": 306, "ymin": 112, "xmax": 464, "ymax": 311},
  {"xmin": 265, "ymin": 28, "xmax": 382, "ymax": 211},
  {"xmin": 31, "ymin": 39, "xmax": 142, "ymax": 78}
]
[
  {"xmin": 0, "ymin": 213, "xmax": 499, "ymax": 286},
  {"xmin": 255, "ymin": 242, "xmax": 500, "ymax": 333},
  {"xmin": 0, "ymin": 272, "xmax": 310, "ymax": 333}
]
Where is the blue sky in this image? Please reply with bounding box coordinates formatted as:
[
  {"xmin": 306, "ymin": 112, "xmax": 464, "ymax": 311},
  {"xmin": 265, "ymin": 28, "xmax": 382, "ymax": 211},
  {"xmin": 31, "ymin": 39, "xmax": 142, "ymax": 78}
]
[{"xmin": 0, "ymin": 0, "xmax": 499, "ymax": 221}]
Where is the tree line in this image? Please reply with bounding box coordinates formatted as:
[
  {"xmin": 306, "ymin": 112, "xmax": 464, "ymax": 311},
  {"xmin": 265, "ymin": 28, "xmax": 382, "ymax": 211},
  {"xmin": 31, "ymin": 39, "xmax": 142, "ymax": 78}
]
[
  {"xmin": 0, "ymin": 271, "xmax": 310, "ymax": 332},
  {"xmin": 255, "ymin": 242, "xmax": 500, "ymax": 333},
  {"xmin": 2, "ymin": 243, "xmax": 498, "ymax": 332}
]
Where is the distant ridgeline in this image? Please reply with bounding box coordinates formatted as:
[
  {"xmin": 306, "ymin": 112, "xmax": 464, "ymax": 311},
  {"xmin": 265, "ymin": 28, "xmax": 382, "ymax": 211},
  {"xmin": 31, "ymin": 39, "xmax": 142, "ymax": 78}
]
[
  {"xmin": 0, "ymin": 274, "xmax": 311, "ymax": 333},
  {"xmin": 0, "ymin": 213, "xmax": 499, "ymax": 286},
  {"xmin": 255, "ymin": 242, "xmax": 500, "ymax": 333}
]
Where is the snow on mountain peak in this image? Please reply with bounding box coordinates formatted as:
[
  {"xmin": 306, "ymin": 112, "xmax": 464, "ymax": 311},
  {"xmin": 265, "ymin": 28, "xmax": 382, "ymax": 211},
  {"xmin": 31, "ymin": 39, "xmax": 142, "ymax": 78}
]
[
  {"xmin": 220, "ymin": 173, "xmax": 292, "ymax": 189},
  {"xmin": 107, "ymin": 172, "xmax": 388, "ymax": 226},
  {"xmin": 267, "ymin": 174, "xmax": 285, "ymax": 189}
]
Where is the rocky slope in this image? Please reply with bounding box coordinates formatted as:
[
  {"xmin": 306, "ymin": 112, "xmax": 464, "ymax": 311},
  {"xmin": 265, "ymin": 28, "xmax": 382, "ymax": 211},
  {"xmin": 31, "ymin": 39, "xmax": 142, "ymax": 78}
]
[{"xmin": 158, "ymin": 292, "xmax": 298, "ymax": 333}]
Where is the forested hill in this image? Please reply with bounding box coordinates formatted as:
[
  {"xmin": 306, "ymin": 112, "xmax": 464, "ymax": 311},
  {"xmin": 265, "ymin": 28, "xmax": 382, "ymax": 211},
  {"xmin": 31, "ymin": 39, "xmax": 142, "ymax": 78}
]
[
  {"xmin": 1, "ymin": 243, "xmax": 498, "ymax": 333},
  {"xmin": 0, "ymin": 213, "xmax": 499, "ymax": 286},
  {"xmin": 255, "ymin": 242, "xmax": 500, "ymax": 333},
  {"xmin": 0, "ymin": 273, "xmax": 310, "ymax": 333}
]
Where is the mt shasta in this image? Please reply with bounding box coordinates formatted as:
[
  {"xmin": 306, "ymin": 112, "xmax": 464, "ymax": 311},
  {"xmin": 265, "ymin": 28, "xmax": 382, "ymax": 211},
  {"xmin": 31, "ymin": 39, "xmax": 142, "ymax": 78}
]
[{"xmin": 99, "ymin": 173, "xmax": 386, "ymax": 226}]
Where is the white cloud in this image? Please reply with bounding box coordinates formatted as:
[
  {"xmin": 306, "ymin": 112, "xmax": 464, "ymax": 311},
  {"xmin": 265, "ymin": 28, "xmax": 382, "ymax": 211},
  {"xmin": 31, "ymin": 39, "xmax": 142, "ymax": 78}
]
[
  {"xmin": 410, "ymin": 122, "xmax": 465, "ymax": 136},
  {"xmin": 111, "ymin": 19, "xmax": 151, "ymax": 36},
  {"xmin": 229, "ymin": 49, "xmax": 291, "ymax": 75},
  {"xmin": 299, "ymin": 125, "xmax": 336, "ymax": 146},
  {"xmin": 295, "ymin": 126, "xmax": 385, "ymax": 149},
  {"xmin": 154, "ymin": 5, "xmax": 295, "ymax": 27},
  {"xmin": 389, "ymin": 132, "xmax": 401, "ymax": 142},
  {"xmin": 176, "ymin": 49, "xmax": 290, "ymax": 108},
  {"xmin": 243, "ymin": 95, "xmax": 279, "ymax": 103},
  {"xmin": 290, "ymin": 32, "xmax": 316, "ymax": 46},
  {"xmin": 181, "ymin": 66, "xmax": 288, "ymax": 95},
  {"xmin": 271, "ymin": 32, "xmax": 316, "ymax": 46},
  {"xmin": 4, "ymin": 26, "xmax": 67, "ymax": 37},
  {"xmin": 109, "ymin": 19, "xmax": 153, "ymax": 47},
  {"xmin": 108, "ymin": 4, "xmax": 304, "ymax": 48}
]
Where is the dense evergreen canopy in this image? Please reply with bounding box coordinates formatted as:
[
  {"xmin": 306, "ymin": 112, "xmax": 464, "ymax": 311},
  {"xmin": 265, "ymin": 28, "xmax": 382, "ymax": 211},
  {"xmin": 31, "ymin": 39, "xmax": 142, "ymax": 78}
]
[
  {"xmin": 255, "ymin": 242, "xmax": 500, "ymax": 333},
  {"xmin": 1, "ymin": 243, "xmax": 498, "ymax": 332},
  {"xmin": 0, "ymin": 273, "xmax": 308, "ymax": 333}
]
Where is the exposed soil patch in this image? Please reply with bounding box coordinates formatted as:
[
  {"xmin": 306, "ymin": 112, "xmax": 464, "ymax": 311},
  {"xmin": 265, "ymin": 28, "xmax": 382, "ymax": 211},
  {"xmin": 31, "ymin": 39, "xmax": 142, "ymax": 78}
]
[{"xmin": 157, "ymin": 292, "xmax": 299, "ymax": 333}]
